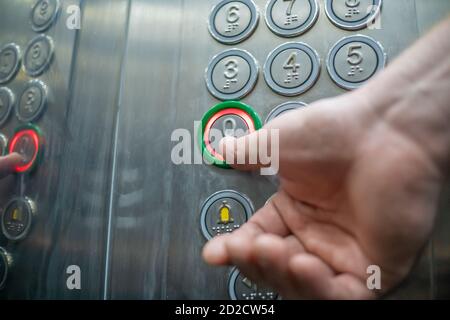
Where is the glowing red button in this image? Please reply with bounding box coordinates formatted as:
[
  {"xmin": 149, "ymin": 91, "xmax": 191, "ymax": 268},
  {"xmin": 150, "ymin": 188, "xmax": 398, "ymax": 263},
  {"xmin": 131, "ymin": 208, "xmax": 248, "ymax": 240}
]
[{"xmin": 8, "ymin": 126, "xmax": 42, "ymax": 173}]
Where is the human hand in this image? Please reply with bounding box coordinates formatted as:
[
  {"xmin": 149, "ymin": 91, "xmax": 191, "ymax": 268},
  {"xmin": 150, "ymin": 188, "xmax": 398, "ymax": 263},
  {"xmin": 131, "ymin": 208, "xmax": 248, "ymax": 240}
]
[{"xmin": 202, "ymin": 19, "xmax": 450, "ymax": 299}]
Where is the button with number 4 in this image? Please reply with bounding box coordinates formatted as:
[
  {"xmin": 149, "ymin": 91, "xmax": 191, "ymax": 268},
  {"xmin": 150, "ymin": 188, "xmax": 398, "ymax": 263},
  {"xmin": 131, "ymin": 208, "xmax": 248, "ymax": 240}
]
[
  {"xmin": 327, "ymin": 35, "xmax": 386, "ymax": 90},
  {"xmin": 17, "ymin": 80, "xmax": 48, "ymax": 122},
  {"xmin": 264, "ymin": 42, "xmax": 320, "ymax": 96},
  {"xmin": 205, "ymin": 49, "xmax": 259, "ymax": 101},
  {"xmin": 208, "ymin": 0, "xmax": 259, "ymax": 45}
]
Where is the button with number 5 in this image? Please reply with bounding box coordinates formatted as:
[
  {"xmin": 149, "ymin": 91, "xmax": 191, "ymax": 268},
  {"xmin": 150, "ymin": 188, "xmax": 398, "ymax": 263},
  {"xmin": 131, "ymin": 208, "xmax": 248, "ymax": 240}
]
[
  {"xmin": 263, "ymin": 42, "xmax": 320, "ymax": 96},
  {"xmin": 205, "ymin": 49, "xmax": 259, "ymax": 101},
  {"xmin": 23, "ymin": 35, "xmax": 54, "ymax": 77},
  {"xmin": 327, "ymin": 35, "xmax": 386, "ymax": 90},
  {"xmin": 16, "ymin": 80, "xmax": 48, "ymax": 123}
]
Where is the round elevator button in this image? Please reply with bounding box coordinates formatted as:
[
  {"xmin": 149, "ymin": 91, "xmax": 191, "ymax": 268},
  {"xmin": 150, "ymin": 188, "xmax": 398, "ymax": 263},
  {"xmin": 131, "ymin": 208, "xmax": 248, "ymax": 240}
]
[
  {"xmin": 208, "ymin": 0, "xmax": 259, "ymax": 45},
  {"xmin": 200, "ymin": 190, "xmax": 254, "ymax": 240},
  {"xmin": 0, "ymin": 87, "xmax": 15, "ymax": 126},
  {"xmin": 265, "ymin": 0, "xmax": 319, "ymax": 37},
  {"xmin": 264, "ymin": 42, "xmax": 320, "ymax": 96},
  {"xmin": 24, "ymin": 34, "xmax": 54, "ymax": 77},
  {"xmin": 0, "ymin": 133, "xmax": 8, "ymax": 156},
  {"xmin": 206, "ymin": 49, "xmax": 259, "ymax": 101},
  {"xmin": 17, "ymin": 80, "xmax": 48, "ymax": 122},
  {"xmin": 265, "ymin": 101, "xmax": 306, "ymax": 124},
  {"xmin": 0, "ymin": 43, "xmax": 21, "ymax": 85},
  {"xmin": 325, "ymin": 0, "xmax": 382, "ymax": 31},
  {"xmin": 31, "ymin": 0, "xmax": 61, "ymax": 32},
  {"xmin": 0, "ymin": 247, "xmax": 12, "ymax": 290},
  {"xmin": 228, "ymin": 268, "xmax": 278, "ymax": 300},
  {"xmin": 200, "ymin": 101, "xmax": 262, "ymax": 168},
  {"xmin": 1, "ymin": 197, "xmax": 37, "ymax": 241},
  {"xmin": 327, "ymin": 35, "xmax": 386, "ymax": 90},
  {"xmin": 8, "ymin": 125, "xmax": 43, "ymax": 174}
]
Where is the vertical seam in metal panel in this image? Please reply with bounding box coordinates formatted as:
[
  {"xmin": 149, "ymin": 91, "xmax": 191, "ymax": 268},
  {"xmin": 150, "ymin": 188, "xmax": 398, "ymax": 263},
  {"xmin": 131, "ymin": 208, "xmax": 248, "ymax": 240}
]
[
  {"xmin": 102, "ymin": 0, "xmax": 132, "ymax": 300},
  {"xmin": 413, "ymin": 0, "xmax": 435, "ymax": 300}
]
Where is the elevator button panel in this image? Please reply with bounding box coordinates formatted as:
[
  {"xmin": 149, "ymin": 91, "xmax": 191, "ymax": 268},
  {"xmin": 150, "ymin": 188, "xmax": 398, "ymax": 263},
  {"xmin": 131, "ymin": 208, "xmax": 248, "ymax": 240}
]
[
  {"xmin": 265, "ymin": 101, "xmax": 306, "ymax": 124},
  {"xmin": 200, "ymin": 190, "xmax": 254, "ymax": 240},
  {"xmin": 17, "ymin": 80, "xmax": 48, "ymax": 122},
  {"xmin": 228, "ymin": 268, "xmax": 278, "ymax": 300},
  {"xmin": 206, "ymin": 49, "xmax": 259, "ymax": 101},
  {"xmin": 31, "ymin": 0, "xmax": 61, "ymax": 32},
  {"xmin": 325, "ymin": 0, "xmax": 382, "ymax": 31},
  {"xmin": 327, "ymin": 35, "xmax": 386, "ymax": 90},
  {"xmin": 24, "ymin": 34, "xmax": 54, "ymax": 77},
  {"xmin": 264, "ymin": 42, "xmax": 320, "ymax": 96},
  {"xmin": 0, "ymin": 43, "xmax": 21, "ymax": 84},
  {"xmin": 265, "ymin": 0, "xmax": 319, "ymax": 37},
  {"xmin": 0, "ymin": 247, "xmax": 12, "ymax": 290},
  {"xmin": 209, "ymin": 0, "xmax": 259, "ymax": 45},
  {"xmin": 200, "ymin": 101, "xmax": 262, "ymax": 168},
  {"xmin": 0, "ymin": 87, "xmax": 15, "ymax": 126},
  {"xmin": 8, "ymin": 125, "xmax": 43, "ymax": 174},
  {"xmin": 1, "ymin": 197, "xmax": 36, "ymax": 241}
]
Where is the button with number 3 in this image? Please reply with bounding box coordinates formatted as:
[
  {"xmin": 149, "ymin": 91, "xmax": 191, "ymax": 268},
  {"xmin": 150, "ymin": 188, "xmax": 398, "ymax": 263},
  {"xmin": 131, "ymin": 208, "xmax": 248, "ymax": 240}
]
[
  {"xmin": 263, "ymin": 42, "xmax": 320, "ymax": 96},
  {"xmin": 205, "ymin": 49, "xmax": 259, "ymax": 101},
  {"xmin": 327, "ymin": 35, "xmax": 386, "ymax": 90},
  {"xmin": 208, "ymin": 0, "xmax": 259, "ymax": 45}
]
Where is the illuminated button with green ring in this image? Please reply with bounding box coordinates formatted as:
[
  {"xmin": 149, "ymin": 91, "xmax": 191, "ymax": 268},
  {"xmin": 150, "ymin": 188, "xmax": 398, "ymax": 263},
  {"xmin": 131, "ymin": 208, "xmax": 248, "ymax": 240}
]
[{"xmin": 200, "ymin": 101, "xmax": 262, "ymax": 168}]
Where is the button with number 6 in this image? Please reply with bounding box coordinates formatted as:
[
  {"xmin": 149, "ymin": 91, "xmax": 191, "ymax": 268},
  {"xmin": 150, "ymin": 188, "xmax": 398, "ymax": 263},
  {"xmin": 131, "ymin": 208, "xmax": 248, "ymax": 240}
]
[
  {"xmin": 327, "ymin": 35, "xmax": 386, "ymax": 90},
  {"xmin": 208, "ymin": 0, "xmax": 259, "ymax": 45},
  {"xmin": 205, "ymin": 49, "xmax": 259, "ymax": 101}
]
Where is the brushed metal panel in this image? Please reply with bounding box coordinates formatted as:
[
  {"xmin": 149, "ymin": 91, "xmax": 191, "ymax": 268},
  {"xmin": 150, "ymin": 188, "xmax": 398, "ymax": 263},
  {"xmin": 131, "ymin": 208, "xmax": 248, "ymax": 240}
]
[
  {"xmin": 0, "ymin": 0, "xmax": 447, "ymax": 300},
  {"xmin": 0, "ymin": 0, "xmax": 129, "ymax": 299},
  {"xmin": 107, "ymin": 0, "xmax": 432, "ymax": 300}
]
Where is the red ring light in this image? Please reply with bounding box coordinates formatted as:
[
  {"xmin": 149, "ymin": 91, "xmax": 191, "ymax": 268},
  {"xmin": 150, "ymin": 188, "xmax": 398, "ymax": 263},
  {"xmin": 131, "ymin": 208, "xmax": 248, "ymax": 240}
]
[
  {"xmin": 203, "ymin": 108, "xmax": 257, "ymax": 161},
  {"xmin": 8, "ymin": 129, "xmax": 40, "ymax": 173}
]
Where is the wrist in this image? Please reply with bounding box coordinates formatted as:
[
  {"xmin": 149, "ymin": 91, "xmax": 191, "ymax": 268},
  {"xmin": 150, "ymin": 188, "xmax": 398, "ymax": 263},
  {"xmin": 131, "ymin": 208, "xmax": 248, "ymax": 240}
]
[{"xmin": 359, "ymin": 18, "xmax": 450, "ymax": 179}]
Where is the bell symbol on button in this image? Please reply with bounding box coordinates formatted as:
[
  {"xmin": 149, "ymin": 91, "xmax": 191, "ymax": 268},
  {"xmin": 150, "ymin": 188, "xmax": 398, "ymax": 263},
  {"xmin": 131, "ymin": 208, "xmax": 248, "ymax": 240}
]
[{"xmin": 218, "ymin": 200, "xmax": 234, "ymax": 225}]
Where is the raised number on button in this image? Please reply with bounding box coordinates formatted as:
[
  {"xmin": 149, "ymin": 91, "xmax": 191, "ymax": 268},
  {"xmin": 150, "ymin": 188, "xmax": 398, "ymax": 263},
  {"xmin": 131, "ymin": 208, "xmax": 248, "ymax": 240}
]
[
  {"xmin": 283, "ymin": 0, "xmax": 299, "ymax": 26},
  {"xmin": 283, "ymin": 52, "xmax": 300, "ymax": 84},
  {"xmin": 224, "ymin": 59, "xmax": 238, "ymax": 89},
  {"xmin": 223, "ymin": 117, "xmax": 237, "ymax": 137},
  {"xmin": 25, "ymin": 90, "xmax": 36, "ymax": 112},
  {"xmin": 347, "ymin": 44, "xmax": 364, "ymax": 76},
  {"xmin": 31, "ymin": 43, "xmax": 42, "ymax": 68},
  {"xmin": 40, "ymin": 0, "xmax": 49, "ymax": 16},
  {"xmin": 226, "ymin": 5, "xmax": 240, "ymax": 33}
]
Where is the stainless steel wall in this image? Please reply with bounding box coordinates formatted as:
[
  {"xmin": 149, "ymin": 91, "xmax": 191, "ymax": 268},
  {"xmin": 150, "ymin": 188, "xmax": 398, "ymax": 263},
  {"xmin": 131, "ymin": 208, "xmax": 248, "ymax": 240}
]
[{"xmin": 0, "ymin": 0, "xmax": 449, "ymax": 299}]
